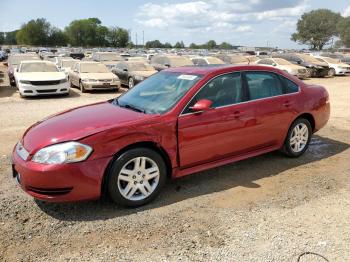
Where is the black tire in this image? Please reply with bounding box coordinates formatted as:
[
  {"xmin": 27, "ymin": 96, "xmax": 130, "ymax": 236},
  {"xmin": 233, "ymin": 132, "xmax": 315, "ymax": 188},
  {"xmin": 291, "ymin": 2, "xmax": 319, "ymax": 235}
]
[
  {"xmin": 79, "ymin": 80, "xmax": 87, "ymax": 93},
  {"xmin": 282, "ymin": 118, "xmax": 312, "ymax": 157},
  {"xmin": 69, "ymin": 78, "xmax": 75, "ymax": 88},
  {"xmin": 107, "ymin": 147, "xmax": 167, "ymax": 207}
]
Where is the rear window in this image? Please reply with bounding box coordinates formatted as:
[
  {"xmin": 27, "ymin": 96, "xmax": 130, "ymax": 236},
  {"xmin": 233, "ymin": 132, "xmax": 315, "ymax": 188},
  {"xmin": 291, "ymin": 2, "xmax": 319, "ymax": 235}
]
[{"xmin": 281, "ymin": 76, "xmax": 299, "ymax": 94}]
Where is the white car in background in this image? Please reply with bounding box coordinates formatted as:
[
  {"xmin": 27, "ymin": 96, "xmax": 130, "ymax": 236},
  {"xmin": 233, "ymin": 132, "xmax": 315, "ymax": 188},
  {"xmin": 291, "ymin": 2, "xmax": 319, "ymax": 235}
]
[
  {"xmin": 256, "ymin": 57, "xmax": 310, "ymax": 79},
  {"xmin": 58, "ymin": 58, "xmax": 79, "ymax": 76},
  {"xmin": 315, "ymin": 56, "xmax": 350, "ymax": 76},
  {"xmin": 14, "ymin": 60, "xmax": 69, "ymax": 97}
]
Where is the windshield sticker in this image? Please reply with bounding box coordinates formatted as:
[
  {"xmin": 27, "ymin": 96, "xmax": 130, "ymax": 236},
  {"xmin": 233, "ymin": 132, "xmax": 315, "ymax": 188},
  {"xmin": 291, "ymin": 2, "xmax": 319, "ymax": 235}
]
[{"xmin": 177, "ymin": 74, "xmax": 198, "ymax": 81}]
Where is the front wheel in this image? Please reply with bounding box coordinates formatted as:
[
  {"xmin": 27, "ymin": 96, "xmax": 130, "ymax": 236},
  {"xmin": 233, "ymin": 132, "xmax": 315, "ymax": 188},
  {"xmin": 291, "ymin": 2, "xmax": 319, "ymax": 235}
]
[
  {"xmin": 107, "ymin": 148, "xmax": 167, "ymax": 207},
  {"xmin": 328, "ymin": 68, "xmax": 336, "ymax": 77},
  {"xmin": 282, "ymin": 118, "xmax": 312, "ymax": 157},
  {"xmin": 128, "ymin": 77, "xmax": 134, "ymax": 89},
  {"xmin": 79, "ymin": 81, "xmax": 87, "ymax": 93}
]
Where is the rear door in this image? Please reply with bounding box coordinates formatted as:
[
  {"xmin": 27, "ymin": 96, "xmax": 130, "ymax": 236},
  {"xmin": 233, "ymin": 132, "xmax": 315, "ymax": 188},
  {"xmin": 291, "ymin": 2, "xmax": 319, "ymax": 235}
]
[
  {"xmin": 243, "ymin": 71, "xmax": 297, "ymax": 147},
  {"xmin": 178, "ymin": 72, "xmax": 258, "ymax": 168}
]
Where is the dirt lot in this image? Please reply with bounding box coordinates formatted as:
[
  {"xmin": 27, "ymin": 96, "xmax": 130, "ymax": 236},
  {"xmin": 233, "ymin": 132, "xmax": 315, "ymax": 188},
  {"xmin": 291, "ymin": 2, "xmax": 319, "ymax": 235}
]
[{"xmin": 0, "ymin": 63, "xmax": 349, "ymax": 261}]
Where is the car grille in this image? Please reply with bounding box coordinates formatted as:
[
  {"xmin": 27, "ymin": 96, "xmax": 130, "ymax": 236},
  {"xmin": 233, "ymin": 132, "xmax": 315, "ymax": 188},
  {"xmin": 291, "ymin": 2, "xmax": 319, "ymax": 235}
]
[
  {"xmin": 29, "ymin": 80, "xmax": 61, "ymax": 86},
  {"xmin": 99, "ymin": 79, "xmax": 112, "ymax": 83},
  {"xmin": 26, "ymin": 186, "xmax": 73, "ymax": 196},
  {"xmin": 36, "ymin": 89, "xmax": 57, "ymax": 93}
]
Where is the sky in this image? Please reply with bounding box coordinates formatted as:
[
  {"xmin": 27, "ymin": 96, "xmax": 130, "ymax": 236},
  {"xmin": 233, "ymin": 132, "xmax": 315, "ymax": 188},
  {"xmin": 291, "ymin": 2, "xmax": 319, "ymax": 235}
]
[{"xmin": 1, "ymin": 0, "xmax": 350, "ymax": 49}]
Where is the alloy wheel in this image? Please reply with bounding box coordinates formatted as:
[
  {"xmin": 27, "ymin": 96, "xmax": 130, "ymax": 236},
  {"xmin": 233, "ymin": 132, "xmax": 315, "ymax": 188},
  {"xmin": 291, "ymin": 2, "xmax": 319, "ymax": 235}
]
[
  {"xmin": 290, "ymin": 123, "xmax": 309, "ymax": 153},
  {"xmin": 117, "ymin": 157, "xmax": 160, "ymax": 201},
  {"xmin": 128, "ymin": 78, "xmax": 134, "ymax": 88}
]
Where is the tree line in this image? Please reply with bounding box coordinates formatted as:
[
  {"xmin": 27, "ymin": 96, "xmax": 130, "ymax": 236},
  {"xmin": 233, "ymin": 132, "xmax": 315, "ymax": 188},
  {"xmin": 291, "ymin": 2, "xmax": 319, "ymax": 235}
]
[
  {"xmin": 2, "ymin": 9, "xmax": 350, "ymax": 50},
  {"xmin": 145, "ymin": 39, "xmax": 234, "ymax": 50},
  {"xmin": 0, "ymin": 18, "xmax": 130, "ymax": 48},
  {"xmin": 292, "ymin": 9, "xmax": 350, "ymax": 50}
]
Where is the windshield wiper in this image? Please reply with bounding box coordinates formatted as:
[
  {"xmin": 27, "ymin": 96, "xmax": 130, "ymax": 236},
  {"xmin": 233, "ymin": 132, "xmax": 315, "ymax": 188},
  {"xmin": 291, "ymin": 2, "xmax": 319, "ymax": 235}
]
[{"xmin": 119, "ymin": 103, "xmax": 146, "ymax": 114}]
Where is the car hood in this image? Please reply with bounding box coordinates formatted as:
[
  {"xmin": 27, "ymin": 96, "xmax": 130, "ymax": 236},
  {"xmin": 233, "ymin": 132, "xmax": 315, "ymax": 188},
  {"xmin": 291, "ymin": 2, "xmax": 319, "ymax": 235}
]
[
  {"xmin": 334, "ymin": 62, "xmax": 350, "ymax": 67},
  {"xmin": 80, "ymin": 73, "xmax": 117, "ymax": 80},
  {"xmin": 133, "ymin": 70, "xmax": 157, "ymax": 78},
  {"xmin": 22, "ymin": 101, "xmax": 154, "ymax": 153},
  {"xmin": 17, "ymin": 72, "xmax": 66, "ymax": 81}
]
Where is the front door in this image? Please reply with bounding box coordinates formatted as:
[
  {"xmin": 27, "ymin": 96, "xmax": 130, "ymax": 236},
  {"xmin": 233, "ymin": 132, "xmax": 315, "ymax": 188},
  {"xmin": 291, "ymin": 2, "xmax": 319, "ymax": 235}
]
[{"xmin": 177, "ymin": 72, "xmax": 258, "ymax": 168}]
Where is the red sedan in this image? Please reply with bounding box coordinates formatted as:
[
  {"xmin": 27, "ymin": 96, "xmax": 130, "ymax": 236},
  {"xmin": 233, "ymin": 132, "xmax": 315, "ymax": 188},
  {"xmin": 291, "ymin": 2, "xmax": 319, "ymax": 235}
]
[{"xmin": 12, "ymin": 65, "xmax": 330, "ymax": 207}]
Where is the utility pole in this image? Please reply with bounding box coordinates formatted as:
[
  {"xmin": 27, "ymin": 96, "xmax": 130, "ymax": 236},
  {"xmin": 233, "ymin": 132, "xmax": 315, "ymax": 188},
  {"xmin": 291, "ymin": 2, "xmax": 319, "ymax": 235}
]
[
  {"xmin": 143, "ymin": 31, "xmax": 145, "ymax": 47},
  {"xmin": 136, "ymin": 33, "xmax": 138, "ymax": 48}
]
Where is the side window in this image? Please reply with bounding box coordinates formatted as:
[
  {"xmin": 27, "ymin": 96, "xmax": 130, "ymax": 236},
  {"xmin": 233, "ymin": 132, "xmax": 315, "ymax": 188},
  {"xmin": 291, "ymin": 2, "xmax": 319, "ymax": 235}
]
[
  {"xmin": 281, "ymin": 76, "xmax": 299, "ymax": 94},
  {"xmin": 183, "ymin": 73, "xmax": 242, "ymax": 114},
  {"xmin": 245, "ymin": 72, "xmax": 283, "ymax": 100}
]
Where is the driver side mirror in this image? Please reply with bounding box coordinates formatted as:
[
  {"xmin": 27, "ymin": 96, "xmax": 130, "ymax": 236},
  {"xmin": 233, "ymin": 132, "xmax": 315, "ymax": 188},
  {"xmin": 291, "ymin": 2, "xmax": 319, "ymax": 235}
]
[
  {"xmin": 189, "ymin": 99, "xmax": 213, "ymax": 113},
  {"xmin": 297, "ymin": 60, "xmax": 301, "ymax": 65},
  {"xmin": 164, "ymin": 63, "xmax": 170, "ymax": 67},
  {"xmin": 123, "ymin": 68, "xmax": 128, "ymax": 72},
  {"xmin": 272, "ymin": 63, "xmax": 277, "ymax": 66}
]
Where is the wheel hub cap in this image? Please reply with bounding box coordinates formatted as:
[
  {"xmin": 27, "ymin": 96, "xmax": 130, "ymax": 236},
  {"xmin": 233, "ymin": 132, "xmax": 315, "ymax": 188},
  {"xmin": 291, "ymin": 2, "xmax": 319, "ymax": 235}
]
[
  {"xmin": 290, "ymin": 123, "xmax": 309, "ymax": 153},
  {"xmin": 117, "ymin": 157, "xmax": 160, "ymax": 201}
]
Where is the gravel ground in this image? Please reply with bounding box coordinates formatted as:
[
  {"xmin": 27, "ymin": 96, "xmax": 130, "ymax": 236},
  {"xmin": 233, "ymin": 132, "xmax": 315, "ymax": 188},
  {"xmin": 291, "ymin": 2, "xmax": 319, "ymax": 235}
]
[{"xmin": 0, "ymin": 63, "xmax": 349, "ymax": 261}]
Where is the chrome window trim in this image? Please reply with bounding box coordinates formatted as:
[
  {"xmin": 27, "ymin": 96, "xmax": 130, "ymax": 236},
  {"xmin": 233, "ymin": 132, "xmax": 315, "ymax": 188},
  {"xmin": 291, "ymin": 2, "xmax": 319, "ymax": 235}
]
[{"xmin": 179, "ymin": 69, "xmax": 300, "ymax": 117}]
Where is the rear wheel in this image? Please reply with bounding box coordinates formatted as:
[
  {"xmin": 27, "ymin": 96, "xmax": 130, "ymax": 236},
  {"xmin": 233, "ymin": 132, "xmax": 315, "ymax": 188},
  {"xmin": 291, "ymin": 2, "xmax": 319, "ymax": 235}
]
[
  {"xmin": 107, "ymin": 148, "xmax": 166, "ymax": 207},
  {"xmin": 282, "ymin": 118, "xmax": 312, "ymax": 157}
]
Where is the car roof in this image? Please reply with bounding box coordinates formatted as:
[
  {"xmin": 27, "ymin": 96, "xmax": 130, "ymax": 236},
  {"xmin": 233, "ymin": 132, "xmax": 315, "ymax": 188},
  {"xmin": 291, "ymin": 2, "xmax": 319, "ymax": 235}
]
[{"xmin": 164, "ymin": 65, "xmax": 286, "ymax": 76}]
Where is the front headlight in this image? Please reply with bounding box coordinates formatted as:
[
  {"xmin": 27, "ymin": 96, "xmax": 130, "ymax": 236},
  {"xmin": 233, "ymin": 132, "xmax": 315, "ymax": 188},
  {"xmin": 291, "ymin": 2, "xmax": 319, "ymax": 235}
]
[
  {"xmin": 59, "ymin": 78, "xmax": 68, "ymax": 83},
  {"xmin": 32, "ymin": 142, "xmax": 93, "ymax": 164},
  {"xmin": 134, "ymin": 75, "xmax": 145, "ymax": 81},
  {"xmin": 112, "ymin": 77, "xmax": 119, "ymax": 82}
]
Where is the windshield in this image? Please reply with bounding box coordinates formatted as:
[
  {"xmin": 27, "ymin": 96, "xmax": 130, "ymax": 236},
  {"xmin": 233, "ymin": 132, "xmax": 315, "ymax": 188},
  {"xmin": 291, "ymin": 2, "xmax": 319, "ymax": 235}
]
[
  {"xmin": 20, "ymin": 62, "xmax": 58, "ymax": 73},
  {"xmin": 274, "ymin": 58, "xmax": 292, "ymax": 65},
  {"xmin": 169, "ymin": 57, "xmax": 193, "ymax": 67},
  {"xmin": 128, "ymin": 63, "xmax": 155, "ymax": 71},
  {"xmin": 80, "ymin": 63, "xmax": 110, "ymax": 73},
  {"xmin": 207, "ymin": 57, "xmax": 225, "ymax": 64},
  {"xmin": 116, "ymin": 71, "xmax": 202, "ymax": 114},
  {"xmin": 9, "ymin": 56, "xmax": 40, "ymax": 66},
  {"xmin": 99, "ymin": 53, "xmax": 123, "ymax": 61},
  {"xmin": 62, "ymin": 60, "xmax": 76, "ymax": 68}
]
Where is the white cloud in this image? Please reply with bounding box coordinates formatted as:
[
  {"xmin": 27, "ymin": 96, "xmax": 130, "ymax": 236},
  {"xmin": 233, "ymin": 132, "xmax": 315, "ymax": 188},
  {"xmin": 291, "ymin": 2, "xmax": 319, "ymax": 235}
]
[
  {"xmin": 136, "ymin": 0, "xmax": 308, "ymax": 33},
  {"xmin": 343, "ymin": 6, "xmax": 350, "ymax": 17}
]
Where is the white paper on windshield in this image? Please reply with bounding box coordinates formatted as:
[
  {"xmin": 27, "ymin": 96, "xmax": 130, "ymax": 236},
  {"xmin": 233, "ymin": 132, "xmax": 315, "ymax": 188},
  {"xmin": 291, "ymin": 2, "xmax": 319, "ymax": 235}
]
[{"xmin": 177, "ymin": 74, "xmax": 198, "ymax": 81}]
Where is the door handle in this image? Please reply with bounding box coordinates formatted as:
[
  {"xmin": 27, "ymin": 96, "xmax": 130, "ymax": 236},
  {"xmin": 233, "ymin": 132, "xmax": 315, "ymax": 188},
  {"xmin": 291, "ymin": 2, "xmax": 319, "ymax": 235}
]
[
  {"xmin": 283, "ymin": 101, "xmax": 292, "ymax": 107},
  {"xmin": 233, "ymin": 111, "xmax": 244, "ymax": 118}
]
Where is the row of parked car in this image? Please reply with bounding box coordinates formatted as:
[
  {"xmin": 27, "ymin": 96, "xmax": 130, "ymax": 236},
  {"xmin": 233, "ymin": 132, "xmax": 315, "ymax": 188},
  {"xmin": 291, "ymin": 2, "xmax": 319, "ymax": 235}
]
[{"xmin": 3, "ymin": 50, "xmax": 350, "ymax": 98}]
